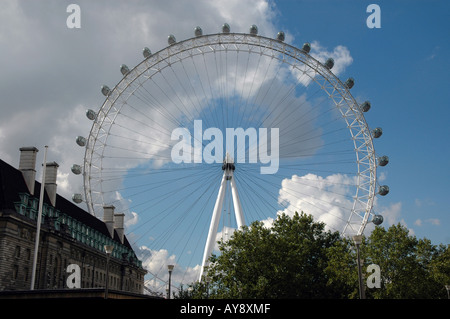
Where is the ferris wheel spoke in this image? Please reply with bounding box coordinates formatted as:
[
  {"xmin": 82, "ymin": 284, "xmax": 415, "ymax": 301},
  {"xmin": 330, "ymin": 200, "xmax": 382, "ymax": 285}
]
[
  {"xmin": 125, "ymin": 166, "xmax": 220, "ymax": 229},
  {"xmin": 237, "ymin": 166, "xmax": 353, "ymax": 225}
]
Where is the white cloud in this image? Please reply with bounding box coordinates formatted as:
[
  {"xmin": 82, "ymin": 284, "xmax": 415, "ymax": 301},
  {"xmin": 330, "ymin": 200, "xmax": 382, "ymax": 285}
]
[
  {"xmin": 415, "ymin": 218, "xmax": 440, "ymax": 227},
  {"xmin": 137, "ymin": 245, "xmax": 200, "ymax": 294},
  {"xmin": 214, "ymin": 226, "xmax": 236, "ymax": 251},
  {"xmin": 380, "ymin": 201, "xmax": 402, "ymax": 226},
  {"xmin": 310, "ymin": 41, "xmax": 353, "ymax": 76},
  {"xmin": 414, "ymin": 198, "xmax": 436, "ymax": 207},
  {"xmin": 378, "ymin": 171, "xmax": 387, "ymax": 182},
  {"xmin": 377, "ymin": 201, "xmax": 416, "ymax": 236},
  {"xmin": 426, "ymin": 218, "xmax": 440, "ymax": 226},
  {"xmin": 275, "ymin": 173, "xmax": 358, "ymax": 234},
  {"xmin": 56, "ymin": 172, "xmax": 70, "ymax": 194},
  {"xmin": 289, "ymin": 40, "xmax": 353, "ymax": 87},
  {"xmin": 125, "ymin": 211, "xmax": 139, "ymax": 228},
  {"xmin": 270, "ymin": 171, "xmax": 412, "ymax": 238}
]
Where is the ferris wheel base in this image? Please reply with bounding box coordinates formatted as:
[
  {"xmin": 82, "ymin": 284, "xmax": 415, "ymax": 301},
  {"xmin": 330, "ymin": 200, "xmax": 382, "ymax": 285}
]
[{"xmin": 199, "ymin": 154, "xmax": 244, "ymax": 282}]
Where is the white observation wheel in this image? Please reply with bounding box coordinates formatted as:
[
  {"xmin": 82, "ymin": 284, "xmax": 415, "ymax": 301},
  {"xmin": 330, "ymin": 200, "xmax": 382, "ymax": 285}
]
[{"xmin": 73, "ymin": 24, "xmax": 389, "ymax": 289}]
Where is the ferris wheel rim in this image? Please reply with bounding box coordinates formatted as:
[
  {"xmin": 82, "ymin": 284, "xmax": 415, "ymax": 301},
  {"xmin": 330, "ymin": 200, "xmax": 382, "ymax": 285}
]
[{"xmin": 82, "ymin": 31, "xmax": 378, "ymax": 237}]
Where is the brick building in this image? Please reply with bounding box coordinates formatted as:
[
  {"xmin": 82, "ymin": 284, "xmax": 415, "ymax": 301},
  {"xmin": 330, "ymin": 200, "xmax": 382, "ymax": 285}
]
[{"xmin": 0, "ymin": 147, "xmax": 147, "ymax": 293}]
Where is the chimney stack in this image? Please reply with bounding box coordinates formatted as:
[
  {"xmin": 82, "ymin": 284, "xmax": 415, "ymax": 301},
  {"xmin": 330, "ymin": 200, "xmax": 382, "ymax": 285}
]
[
  {"xmin": 44, "ymin": 161, "xmax": 59, "ymax": 206},
  {"xmin": 19, "ymin": 147, "xmax": 39, "ymax": 195},
  {"xmin": 114, "ymin": 213, "xmax": 125, "ymax": 244},
  {"xmin": 103, "ymin": 205, "xmax": 115, "ymax": 238}
]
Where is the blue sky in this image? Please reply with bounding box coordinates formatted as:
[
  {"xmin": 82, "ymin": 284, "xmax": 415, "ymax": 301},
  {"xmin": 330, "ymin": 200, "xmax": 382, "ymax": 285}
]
[
  {"xmin": 0, "ymin": 0, "xmax": 448, "ymax": 292},
  {"xmin": 276, "ymin": 0, "xmax": 450, "ymax": 244}
]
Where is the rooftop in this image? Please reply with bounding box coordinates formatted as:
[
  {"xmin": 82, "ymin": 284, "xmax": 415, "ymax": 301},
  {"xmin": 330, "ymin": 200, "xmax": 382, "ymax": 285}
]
[{"xmin": 0, "ymin": 157, "xmax": 141, "ymax": 266}]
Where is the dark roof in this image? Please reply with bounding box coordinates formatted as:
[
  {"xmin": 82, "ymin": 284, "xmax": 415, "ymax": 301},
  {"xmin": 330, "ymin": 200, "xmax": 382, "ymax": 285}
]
[{"xmin": 0, "ymin": 159, "xmax": 133, "ymax": 250}]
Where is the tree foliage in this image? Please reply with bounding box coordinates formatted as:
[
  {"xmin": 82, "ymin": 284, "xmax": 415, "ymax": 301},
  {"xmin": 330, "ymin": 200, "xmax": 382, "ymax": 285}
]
[{"xmin": 175, "ymin": 212, "xmax": 449, "ymax": 299}]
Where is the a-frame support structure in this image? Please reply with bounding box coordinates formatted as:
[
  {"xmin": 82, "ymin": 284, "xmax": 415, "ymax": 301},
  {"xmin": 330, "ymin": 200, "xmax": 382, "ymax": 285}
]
[{"xmin": 199, "ymin": 152, "xmax": 244, "ymax": 281}]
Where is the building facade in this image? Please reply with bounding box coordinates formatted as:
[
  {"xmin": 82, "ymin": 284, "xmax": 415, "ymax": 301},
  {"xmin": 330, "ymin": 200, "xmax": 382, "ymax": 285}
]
[{"xmin": 0, "ymin": 147, "xmax": 146, "ymax": 293}]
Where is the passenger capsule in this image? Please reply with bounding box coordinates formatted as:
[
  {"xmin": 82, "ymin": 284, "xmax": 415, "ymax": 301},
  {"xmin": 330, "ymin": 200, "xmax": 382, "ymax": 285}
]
[
  {"xmin": 345, "ymin": 77, "xmax": 355, "ymax": 89},
  {"xmin": 76, "ymin": 136, "xmax": 86, "ymax": 147},
  {"xmin": 71, "ymin": 164, "xmax": 82, "ymax": 175},
  {"xmin": 378, "ymin": 185, "xmax": 389, "ymax": 196},
  {"xmin": 378, "ymin": 156, "xmax": 389, "ymax": 167},
  {"xmin": 143, "ymin": 47, "xmax": 152, "ymax": 58},
  {"xmin": 372, "ymin": 127, "xmax": 383, "ymax": 138},
  {"xmin": 168, "ymin": 34, "xmax": 176, "ymax": 45},
  {"xmin": 276, "ymin": 31, "xmax": 285, "ymax": 42},
  {"xmin": 120, "ymin": 64, "xmax": 130, "ymax": 76},
  {"xmin": 372, "ymin": 214, "xmax": 384, "ymax": 225},
  {"xmin": 302, "ymin": 42, "xmax": 311, "ymax": 53},
  {"xmin": 86, "ymin": 109, "xmax": 96, "ymax": 121},
  {"xmin": 101, "ymin": 85, "xmax": 111, "ymax": 96},
  {"xmin": 72, "ymin": 193, "xmax": 83, "ymax": 204},
  {"xmin": 194, "ymin": 26, "xmax": 203, "ymax": 37},
  {"xmin": 222, "ymin": 23, "xmax": 230, "ymax": 33},
  {"xmin": 360, "ymin": 101, "xmax": 371, "ymax": 112},
  {"xmin": 324, "ymin": 58, "xmax": 334, "ymax": 70},
  {"xmin": 249, "ymin": 25, "xmax": 258, "ymax": 36}
]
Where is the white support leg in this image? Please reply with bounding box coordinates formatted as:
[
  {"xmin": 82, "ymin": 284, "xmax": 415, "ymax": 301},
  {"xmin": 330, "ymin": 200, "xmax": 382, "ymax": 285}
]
[
  {"xmin": 199, "ymin": 153, "xmax": 246, "ymax": 282},
  {"xmin": 199, "ymin": 171, "xmax": 227, "ymax": 282},
  {"xmin": 230, "ymin": 173, "xmax": 245, "ymax": 229}
]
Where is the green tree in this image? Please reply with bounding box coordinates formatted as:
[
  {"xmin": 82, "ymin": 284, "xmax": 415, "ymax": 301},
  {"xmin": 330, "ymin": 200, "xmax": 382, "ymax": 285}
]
[
  {"xmin": 326, "ymin": 223, "xmax": 449, "ymax": 299},
  {"xmin": 176, "ymin": 214, "xmax": 448, "ymax": 299},
  {"xmin": 428, "ymin": 243, "xmax": 450, "ymax": 297},
  {"xmin": 200, "ymin": 212, "xmax": 342, "ymax": 298}
]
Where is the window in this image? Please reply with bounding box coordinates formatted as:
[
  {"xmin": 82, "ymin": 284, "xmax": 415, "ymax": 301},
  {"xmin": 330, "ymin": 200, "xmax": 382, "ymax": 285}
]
[
  {"xmin": 14, "ymin": 246, "xmax": 20, "ymax": 258},
  {"xmin": 19, "ymin": 193, "xmax": 29, "ymax": 205},
  {"xmin": 12, "ymin": 265, "xmax": 19, "ymax": 280}
]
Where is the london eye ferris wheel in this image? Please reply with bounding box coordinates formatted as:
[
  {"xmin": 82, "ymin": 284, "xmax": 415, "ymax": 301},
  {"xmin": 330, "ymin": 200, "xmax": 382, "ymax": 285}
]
[{"xmin": 72, "ymin": 23, "xmax": 389, "ymax": 290}]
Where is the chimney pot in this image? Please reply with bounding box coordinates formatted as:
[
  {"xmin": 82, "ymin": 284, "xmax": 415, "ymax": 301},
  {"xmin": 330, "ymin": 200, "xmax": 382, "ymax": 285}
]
[
  {"xmin": 19, "ymin": 147, "xmax": 39, "ymax": 195},
  {"xmin": 45, "ymin": 161, "xmax": 59, "ymax": 206},
  {"xmin": 114, "ymin": 213, "xmax": 125, "ymax": 244},
  {"xmin": 103, "ymin": 205, "xmax": 115, "ymax": 238}
]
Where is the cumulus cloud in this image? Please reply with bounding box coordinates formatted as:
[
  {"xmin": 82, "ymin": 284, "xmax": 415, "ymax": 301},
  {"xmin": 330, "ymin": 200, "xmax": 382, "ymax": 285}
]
[
  {"xmin": 214, "ymin": 226, "xmax": 237, "ymax": 251},
  {"xmin": 125, "ymin": 211, "xmax": 139, "ymax": 228},
  {"xmin": 375, "ymin": 201, "xmax": 417, "ymax": 236},
  {"xmin": 274, "ymin": 173, "xmax": 358, "ymax": 234},
  {"xmin": 379, "ymin": 201, "xmax": 402, "ymax": 226},
  {"xmin": 310, "ymin": 41, "xmax": 354, "ymax": 76},
  {"xmin": 289, "ymin": 40, "xmax": 353, "ymax": 87},
  {"xmin": 137, "ymin": 245, "xmax": 200, "ymax": 294},
  {"xmin": 267, "ymin": 172, "xmax": 409, "ymax": 238}
]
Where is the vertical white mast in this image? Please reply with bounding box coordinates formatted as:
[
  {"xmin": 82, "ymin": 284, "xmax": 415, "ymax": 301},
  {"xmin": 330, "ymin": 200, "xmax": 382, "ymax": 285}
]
[
  {"xmin": 199, "ymin": 152, "xmax": 244, "ymax": 281},
  {"xmin": 30, "ymin": 145, "xmax": 48, "ymax": 290}
]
